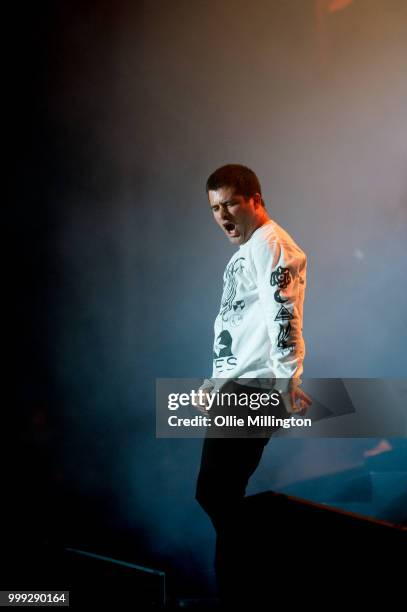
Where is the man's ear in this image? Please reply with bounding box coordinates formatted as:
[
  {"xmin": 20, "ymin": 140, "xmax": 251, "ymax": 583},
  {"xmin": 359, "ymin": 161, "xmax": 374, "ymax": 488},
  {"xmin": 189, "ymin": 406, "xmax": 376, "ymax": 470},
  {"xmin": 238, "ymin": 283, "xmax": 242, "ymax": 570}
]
[{"xmin": 253, "ymin": 192, "xmax": 262, "ymax": 208}]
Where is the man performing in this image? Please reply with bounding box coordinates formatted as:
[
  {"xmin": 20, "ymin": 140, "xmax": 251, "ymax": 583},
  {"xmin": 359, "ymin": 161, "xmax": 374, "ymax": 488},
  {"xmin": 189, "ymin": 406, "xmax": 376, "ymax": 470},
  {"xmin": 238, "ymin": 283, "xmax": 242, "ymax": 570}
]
[{"xmin": 194, "ymin": 164, "xmax": 311, "ymax": 605}]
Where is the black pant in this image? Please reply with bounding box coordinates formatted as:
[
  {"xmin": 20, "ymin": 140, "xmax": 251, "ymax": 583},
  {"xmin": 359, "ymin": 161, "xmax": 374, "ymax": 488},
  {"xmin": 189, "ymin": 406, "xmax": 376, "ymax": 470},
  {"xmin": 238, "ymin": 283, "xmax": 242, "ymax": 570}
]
[
  {"xmin": 195, "ymin": 382, "xmax": 276, "ymax": 605},
  {"xmin": 196, "ymin": 435, "xmax": 271, "ymax": 606},
  {"xmin": 196, "ymin": 435, "xmax": 269, "ymax": 534}
]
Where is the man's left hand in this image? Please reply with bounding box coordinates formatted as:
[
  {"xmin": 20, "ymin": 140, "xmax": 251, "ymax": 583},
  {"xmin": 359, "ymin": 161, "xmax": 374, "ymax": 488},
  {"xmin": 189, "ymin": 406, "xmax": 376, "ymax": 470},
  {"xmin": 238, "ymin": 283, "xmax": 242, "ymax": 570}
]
[{"xmin": 287, "ymin": 384, "xmax": 312, "ymax": 414}]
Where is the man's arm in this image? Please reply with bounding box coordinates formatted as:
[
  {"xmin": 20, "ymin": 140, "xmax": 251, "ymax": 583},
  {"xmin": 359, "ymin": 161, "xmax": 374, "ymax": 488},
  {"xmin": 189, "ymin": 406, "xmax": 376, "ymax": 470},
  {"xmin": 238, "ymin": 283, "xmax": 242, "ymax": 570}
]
[{"xmin": 251, "ymin": 237, "xmax": 311, "ymax": 413}]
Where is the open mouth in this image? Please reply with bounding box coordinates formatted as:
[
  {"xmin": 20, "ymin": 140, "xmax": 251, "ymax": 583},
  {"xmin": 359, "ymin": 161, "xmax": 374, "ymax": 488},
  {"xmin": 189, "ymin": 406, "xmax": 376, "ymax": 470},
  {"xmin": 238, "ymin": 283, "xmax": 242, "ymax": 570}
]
[{"xmin": 223, "ymin": 222, "xmax": 238, "ymax": 236}]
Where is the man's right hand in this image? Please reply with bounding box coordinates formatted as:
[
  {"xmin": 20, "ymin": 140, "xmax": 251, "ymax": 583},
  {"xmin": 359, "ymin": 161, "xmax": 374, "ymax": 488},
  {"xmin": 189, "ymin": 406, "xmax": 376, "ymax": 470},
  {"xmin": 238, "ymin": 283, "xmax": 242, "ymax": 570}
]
[{"xmin": 191, "ymin": 388, "xmax": 212, "ymax": 414}]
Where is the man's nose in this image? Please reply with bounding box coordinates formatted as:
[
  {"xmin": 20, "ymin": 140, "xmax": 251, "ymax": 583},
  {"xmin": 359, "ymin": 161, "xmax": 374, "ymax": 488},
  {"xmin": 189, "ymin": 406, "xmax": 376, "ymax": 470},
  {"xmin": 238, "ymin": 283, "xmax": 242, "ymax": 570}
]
[{"xmin": 219, "ymin": 205, "xmax": 230, "ymax": 219}]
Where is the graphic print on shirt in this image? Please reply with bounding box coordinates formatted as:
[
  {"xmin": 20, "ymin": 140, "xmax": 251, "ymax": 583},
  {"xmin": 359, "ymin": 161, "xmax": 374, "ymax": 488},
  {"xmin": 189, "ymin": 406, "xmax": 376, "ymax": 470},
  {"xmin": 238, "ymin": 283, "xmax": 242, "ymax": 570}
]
[
  {"xmin": 213, "ymin": 330, "xmax": 233, "ymax": 358},
  {"xmin": 228, "ymin": 299, "xmax": 245, "ymax": 327},
  {"xmin": 213, "ymin": 330, "xmax": 237, "ymax": 373},
  {"xmin": 277, "ymin": 323, "xmax": 291, "ymax": 349},
  {"xmin": 219, "ymin": 257, "xmax": 245, "ymax": 323},
  {"xmin": 274, "ymin": 290, "xmax": 288, "ymax": 303},
  {"xmin": 271, "ymin": 266, "xmax": 292, "ymax": 304},
  {"xmin": 229, "ymin": 314, "xmax": 243, "ymax": 327},
  {"xmin": 274, "ymin": 305, "xmax": 294, "ymax": 321},
  {"xmin": 270, "ymin": 266, "xmax": 292, "ymax": 289}
]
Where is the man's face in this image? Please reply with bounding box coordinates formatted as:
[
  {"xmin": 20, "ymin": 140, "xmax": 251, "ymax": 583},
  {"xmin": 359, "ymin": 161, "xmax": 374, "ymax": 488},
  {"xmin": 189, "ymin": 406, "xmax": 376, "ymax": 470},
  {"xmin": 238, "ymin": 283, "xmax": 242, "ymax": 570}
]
[{"xmin": 208, "ymin": 186, "xmax": 262, "ymax": 245}]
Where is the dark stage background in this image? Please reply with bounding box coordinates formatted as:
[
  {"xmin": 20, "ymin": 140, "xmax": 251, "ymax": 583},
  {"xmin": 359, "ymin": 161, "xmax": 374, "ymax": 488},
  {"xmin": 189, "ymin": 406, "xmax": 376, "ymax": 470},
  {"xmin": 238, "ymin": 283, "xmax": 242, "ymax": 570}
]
[{"xmin": 11, "ymin": 0, "xmax": 407, "ymax": 604}]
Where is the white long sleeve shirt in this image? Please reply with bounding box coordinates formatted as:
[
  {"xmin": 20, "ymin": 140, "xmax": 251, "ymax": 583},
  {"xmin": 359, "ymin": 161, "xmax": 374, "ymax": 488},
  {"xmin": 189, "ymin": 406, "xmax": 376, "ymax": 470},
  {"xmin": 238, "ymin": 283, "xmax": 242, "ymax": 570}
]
[{"xmin": 209, "ymin": 219, "xmax": 307, "ymax": 392}]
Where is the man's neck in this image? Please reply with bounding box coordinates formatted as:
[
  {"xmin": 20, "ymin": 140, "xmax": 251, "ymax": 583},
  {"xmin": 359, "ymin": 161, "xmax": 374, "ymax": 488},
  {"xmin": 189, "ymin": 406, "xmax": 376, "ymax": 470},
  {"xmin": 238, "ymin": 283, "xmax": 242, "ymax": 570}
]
[{"xmin": 244, "ymin": 214, "xmax": 271, "ymax": 243}]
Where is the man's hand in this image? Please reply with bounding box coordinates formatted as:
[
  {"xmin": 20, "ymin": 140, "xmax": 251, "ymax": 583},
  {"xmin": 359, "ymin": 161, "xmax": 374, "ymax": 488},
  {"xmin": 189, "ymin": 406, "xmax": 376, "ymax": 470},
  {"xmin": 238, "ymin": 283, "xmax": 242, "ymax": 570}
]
[
  {"xmin": 283, "ymin": 382, "xmax": 312, "ymax": 415},
  {"xmin": 191, "ymin": 387, "xmax": 212, "ymax": 414}
]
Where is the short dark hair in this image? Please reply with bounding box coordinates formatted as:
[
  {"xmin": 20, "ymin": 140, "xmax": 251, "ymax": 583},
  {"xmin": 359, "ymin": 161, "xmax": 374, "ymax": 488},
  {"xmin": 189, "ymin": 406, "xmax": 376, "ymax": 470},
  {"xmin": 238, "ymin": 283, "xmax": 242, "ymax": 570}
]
[{"xmin": 206, "ymin": 164, "xmax": 264, "ymax": 206}]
